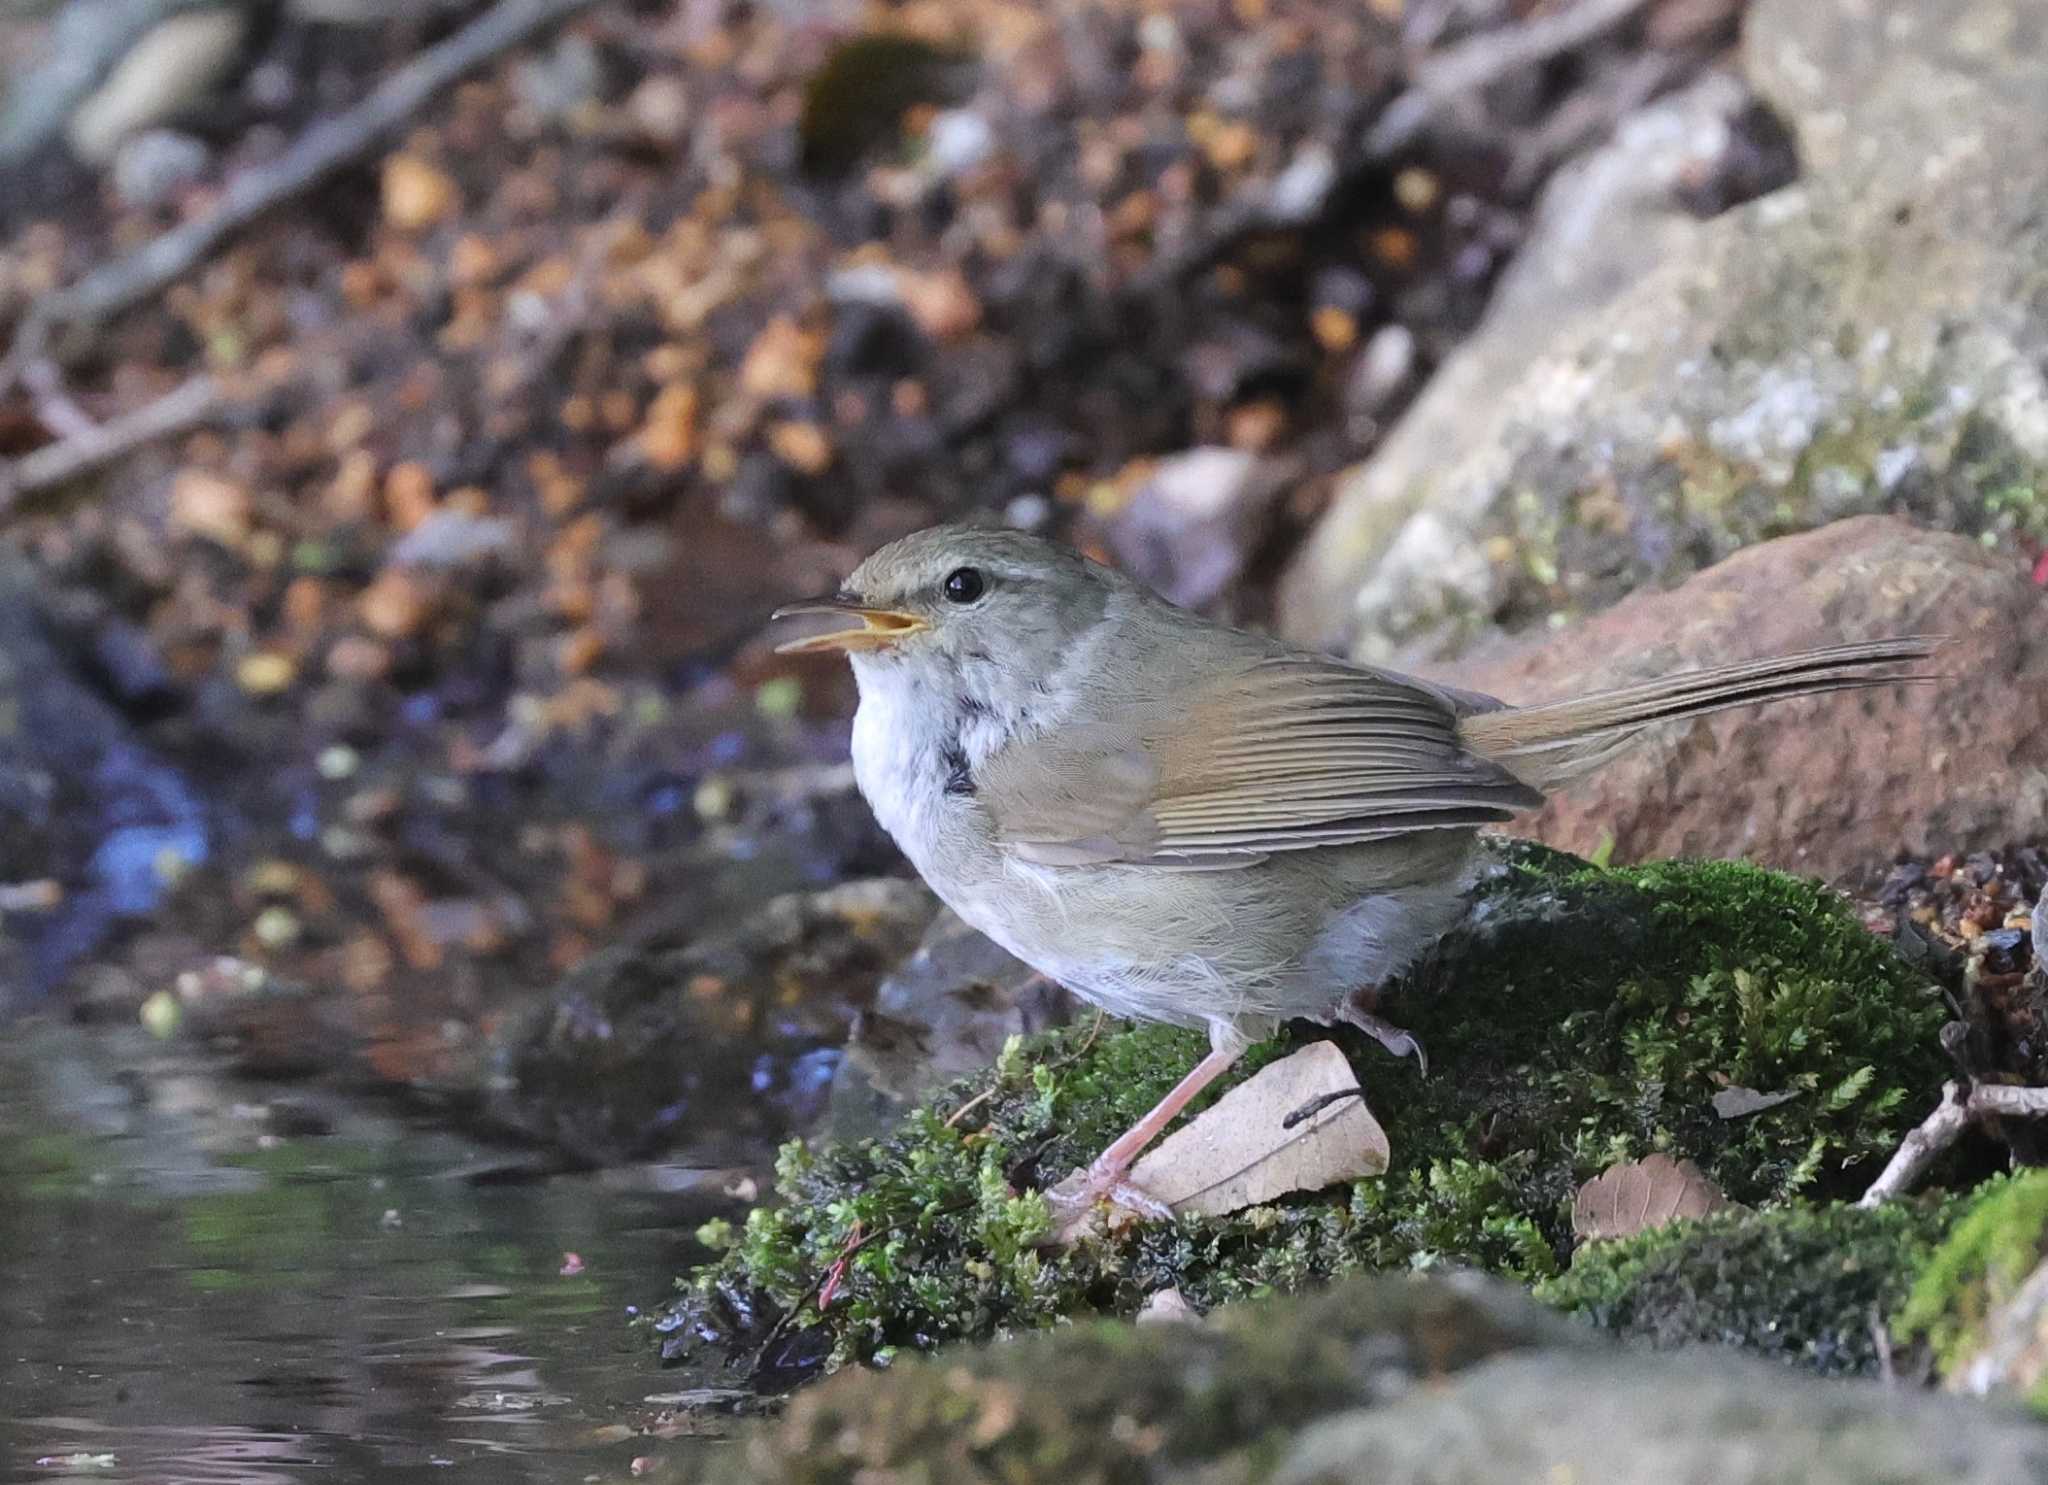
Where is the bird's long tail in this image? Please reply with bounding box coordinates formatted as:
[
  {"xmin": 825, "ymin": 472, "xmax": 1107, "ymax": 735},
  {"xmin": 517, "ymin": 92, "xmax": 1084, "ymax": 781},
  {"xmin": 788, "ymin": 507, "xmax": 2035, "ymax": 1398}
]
[{"xmin": 1457, "ymin": 637, "xmax": 1938, "ymax": 795}]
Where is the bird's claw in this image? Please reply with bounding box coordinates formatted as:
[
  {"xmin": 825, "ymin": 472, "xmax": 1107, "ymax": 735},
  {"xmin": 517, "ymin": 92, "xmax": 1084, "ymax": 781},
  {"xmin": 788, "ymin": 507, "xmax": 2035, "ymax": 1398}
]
[
  {"xmin": 1340, "ymin": 1007, "xmax": 1429, "ymax": 1078},
  {"xmin": 1041, "ymin": 1161, "xmax": 1176, "ymax": 1243}
]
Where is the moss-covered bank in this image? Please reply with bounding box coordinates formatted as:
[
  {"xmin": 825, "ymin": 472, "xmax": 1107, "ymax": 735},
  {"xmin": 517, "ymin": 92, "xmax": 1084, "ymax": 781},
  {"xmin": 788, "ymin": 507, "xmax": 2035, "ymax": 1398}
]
[
  {"xmin": 658, "ymin": 843, "xmax": 1950, "ymax": 1371},
  {"xmin": 1539, "ymin": 1197, "xmax": 1962, "ymax": 1377}
]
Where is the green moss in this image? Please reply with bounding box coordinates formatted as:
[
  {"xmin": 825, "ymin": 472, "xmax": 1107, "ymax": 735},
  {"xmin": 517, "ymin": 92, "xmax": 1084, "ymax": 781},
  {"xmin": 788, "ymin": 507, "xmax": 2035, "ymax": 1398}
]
[
  {"xmin": 661, "ymin": 844, "xmax": 1949, "ymax": 1369},
  {"xmin": 1897, "ymin": 1171, "xmax": 2048, "ymax": 1375},
  {"xmin": 1536, "ymin": 1198, "xmax": 1961, "ymax": 1376},
  {"xmin": 712, "ymin": 1273, "xmax": 1578, "ymax": 1485}
]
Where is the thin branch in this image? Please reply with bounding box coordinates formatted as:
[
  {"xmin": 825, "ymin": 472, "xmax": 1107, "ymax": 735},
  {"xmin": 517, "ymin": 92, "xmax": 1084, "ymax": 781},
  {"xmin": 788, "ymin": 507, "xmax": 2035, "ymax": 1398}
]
[
  {"xmin": 1859, "ymin": 1080, "xmax": 2048, "ymax": 1207},
  {"xmin": 20, "ymin": 359, "xmax": 101, "ymax": 441},
  {"xmin": 9, "ymin": 0, "xmax": 601, "ymax": 366},
  {"xmin": 0, "ymin": 373, "xmax": 221, "ymax": 519},
  {"xmin": 1972, "ymin": 1085, "xmax": 2048, "ymax": 1118}
]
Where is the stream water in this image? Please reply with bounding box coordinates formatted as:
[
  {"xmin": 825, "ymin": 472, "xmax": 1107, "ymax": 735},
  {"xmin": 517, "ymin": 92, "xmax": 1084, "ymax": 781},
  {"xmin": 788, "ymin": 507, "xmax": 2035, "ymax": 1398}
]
[{"xmin": 0, "ymin": 1017, "xmax": 734, "ymax": 1484}]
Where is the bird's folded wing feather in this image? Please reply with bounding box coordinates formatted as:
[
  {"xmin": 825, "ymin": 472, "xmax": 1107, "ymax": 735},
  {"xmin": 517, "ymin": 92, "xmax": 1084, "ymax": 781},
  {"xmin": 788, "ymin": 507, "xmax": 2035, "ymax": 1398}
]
[{"xmin": 980, "ymin": 654, "xmax": 1543, "ymax": 867}]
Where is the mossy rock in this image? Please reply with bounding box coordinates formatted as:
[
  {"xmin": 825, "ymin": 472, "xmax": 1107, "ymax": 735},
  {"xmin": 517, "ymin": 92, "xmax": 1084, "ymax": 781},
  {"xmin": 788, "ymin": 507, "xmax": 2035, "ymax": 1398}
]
[
  {"xmin": 710, "ymin": 1273, "xmax": 1583, "ymax": 1485},
  {"xmin": 710, "ymin": 1272, "xmax": 2048, "ymax": 1485},
  {"xmin": 1537, "ymin": 1197, "xmax": 1962, "ymax": 1377},
  {"xmin": 660, "ymin": 842, "xmax": 1949, "ymax": 1372},
  {"xmin": 1898, "ymin": 1171, "xmax": 2048, "ymax": 1385}
]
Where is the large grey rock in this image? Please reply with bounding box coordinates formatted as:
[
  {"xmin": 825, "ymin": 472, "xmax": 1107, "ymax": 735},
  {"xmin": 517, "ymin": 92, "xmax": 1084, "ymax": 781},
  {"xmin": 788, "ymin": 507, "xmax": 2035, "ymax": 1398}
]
[
  {"xmin": 1276, "ymin": 1348, "xmax": 2048, "ymax": 1485},
  {"xmin": 1282, "ymin": 0, "xmax": 2048, "ymax": 665}
]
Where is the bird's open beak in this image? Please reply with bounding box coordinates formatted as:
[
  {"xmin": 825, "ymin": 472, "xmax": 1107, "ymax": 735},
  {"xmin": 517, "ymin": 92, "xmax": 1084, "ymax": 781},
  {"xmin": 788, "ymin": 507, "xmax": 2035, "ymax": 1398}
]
[{"xmin": 771, "ymin": 598, "xmax": 930, "ymax": 654}]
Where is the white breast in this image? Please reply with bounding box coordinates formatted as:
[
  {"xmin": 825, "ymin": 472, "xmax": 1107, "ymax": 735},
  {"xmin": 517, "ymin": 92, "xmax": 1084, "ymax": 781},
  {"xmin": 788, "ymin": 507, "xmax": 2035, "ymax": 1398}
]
[{"xmin": 850, "ymin": 678, "xmax": 942, "ymax": 869}]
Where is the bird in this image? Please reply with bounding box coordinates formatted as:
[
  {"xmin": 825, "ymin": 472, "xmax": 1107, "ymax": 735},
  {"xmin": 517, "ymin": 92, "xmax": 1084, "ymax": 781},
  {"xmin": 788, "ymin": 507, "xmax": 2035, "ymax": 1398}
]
[{"xmin": 773, "ymin": 523, "xmax": 1932, "ymax": 1222}]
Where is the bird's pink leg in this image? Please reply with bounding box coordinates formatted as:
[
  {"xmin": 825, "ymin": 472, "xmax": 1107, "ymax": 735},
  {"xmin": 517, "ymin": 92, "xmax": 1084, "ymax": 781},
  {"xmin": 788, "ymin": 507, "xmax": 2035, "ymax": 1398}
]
[
  {"xmin": 1088, "ymin": 1043, "xmax": 1245, "ymax": 1178},
  {"xmin": 1049, "ymin": 1024, "xmax": 1248, "ymax": 1224}
]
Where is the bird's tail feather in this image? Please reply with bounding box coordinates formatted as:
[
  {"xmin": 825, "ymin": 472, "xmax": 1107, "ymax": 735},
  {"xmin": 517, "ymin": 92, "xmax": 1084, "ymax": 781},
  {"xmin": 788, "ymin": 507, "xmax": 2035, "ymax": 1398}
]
[{"xmin": 1458, "ymin": 637, "xmax": 1939, "ymax": 794}]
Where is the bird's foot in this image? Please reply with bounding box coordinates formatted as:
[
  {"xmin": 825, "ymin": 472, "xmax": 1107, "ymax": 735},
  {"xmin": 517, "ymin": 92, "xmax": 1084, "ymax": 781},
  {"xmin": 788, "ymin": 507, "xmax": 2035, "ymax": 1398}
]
[
  {"xmin": 1338, "ymin": 1006, "xmax": 1428, "ymax": 1078},
  {"xmin": 1042, "ymin": 1157, "xmax": 1176, "ymax": 1244}
]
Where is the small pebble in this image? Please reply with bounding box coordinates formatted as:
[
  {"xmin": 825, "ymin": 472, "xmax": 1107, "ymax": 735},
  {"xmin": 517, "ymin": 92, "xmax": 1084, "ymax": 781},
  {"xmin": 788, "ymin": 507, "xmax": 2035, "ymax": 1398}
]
[
  {"xmin": 926, "ymin": 108, "xmax": 995, "ymax": 176},
  {"xmin": 382, "ymin": 154, "xmax": 460, "ymax": 231},
  {"xmin": 1348, "ymin": 324, "xmax": 1417, "ymax": 417},
  {"xmin": 139, "ymin": 990, "xmax": 181, "ymax": 1039},
  {"xmin": 316, "ymin": 745, "xmax": 360, "ymax": 781},
  {"xmin": 253, "ymin": 906, "xmax": 301, "ymax": 950}
]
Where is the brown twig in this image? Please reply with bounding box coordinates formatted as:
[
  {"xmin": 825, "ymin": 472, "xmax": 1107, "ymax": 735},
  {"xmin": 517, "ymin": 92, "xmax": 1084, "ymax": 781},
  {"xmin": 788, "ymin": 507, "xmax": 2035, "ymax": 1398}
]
[
  {"xmin": 0, "ymin": 373, "xmax": 221, "ymax": 519},
  {"xmin": 814, "ymin": 1220, "xmax": 862, "ymax": 1310},
  {"xmin": 941, "ymin": 1083, "xmax": 1001, "ymax": 1131},
  {"xmin": 1859, "ymin": 1080, "xmax": 2048, "ymax": 1207},
  {"xmin": 7, "ymin": 0, "xmax": 600, "ymax": 369}
]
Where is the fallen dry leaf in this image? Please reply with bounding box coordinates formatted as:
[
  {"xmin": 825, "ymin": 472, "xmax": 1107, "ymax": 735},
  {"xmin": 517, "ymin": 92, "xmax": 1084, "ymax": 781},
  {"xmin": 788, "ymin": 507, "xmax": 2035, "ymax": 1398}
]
[
  {"xmin": 1572, "ymin": 1153, "xmax": 1730, "ymax": 1244},
  {"xmin": 1128, "ymin": 1041, "xmax": 1389, "ymax": 1222}
]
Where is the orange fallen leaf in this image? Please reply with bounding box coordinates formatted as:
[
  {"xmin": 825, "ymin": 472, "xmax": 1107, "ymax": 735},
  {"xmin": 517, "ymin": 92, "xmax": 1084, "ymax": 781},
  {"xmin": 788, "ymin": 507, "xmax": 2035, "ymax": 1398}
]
[{"xmin": 1572, "ymin": 1153, "xmax": 1730, "ymax": 1244}]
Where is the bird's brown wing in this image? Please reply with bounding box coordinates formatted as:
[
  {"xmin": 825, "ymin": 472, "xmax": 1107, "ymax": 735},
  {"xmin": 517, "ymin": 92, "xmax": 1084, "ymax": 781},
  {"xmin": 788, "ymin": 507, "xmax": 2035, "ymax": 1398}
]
[{"xmin": 980, "ymin": 654, "xmax": 1543, "ymax": 867}]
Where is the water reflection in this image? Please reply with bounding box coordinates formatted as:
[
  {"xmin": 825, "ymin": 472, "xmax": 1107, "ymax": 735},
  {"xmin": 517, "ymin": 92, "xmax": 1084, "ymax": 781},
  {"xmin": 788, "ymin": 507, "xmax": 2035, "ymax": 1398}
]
[{"xmin": 0, "ymin": 1019, "xmax": 736, "ymax": 1484}]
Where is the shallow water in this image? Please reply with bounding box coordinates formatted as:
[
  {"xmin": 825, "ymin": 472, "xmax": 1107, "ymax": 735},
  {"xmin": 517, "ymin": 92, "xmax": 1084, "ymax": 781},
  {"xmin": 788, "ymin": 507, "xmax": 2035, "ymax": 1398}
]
[{"xmin": 0, "ymin": 1018, "xmax": 739, "ymax": 1484}]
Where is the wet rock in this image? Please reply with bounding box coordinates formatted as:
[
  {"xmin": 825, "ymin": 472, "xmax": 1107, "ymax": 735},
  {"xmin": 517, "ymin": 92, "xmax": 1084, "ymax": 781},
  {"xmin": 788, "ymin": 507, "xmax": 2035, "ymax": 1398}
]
[
  {"xmin": 824, "ymin": 907, "xmax": 1074, "ymax": 1142},
  {"xmin": 483, "ymin": 877, "xmax": 935, "ymax": 1166},
  {"xmin": 1102, "ymin": 448, "xmax": 1301, "ymax": 610},
  {"xmin": 0, "ymin": 556, "xmax": 210, "ymax": 1009},
  {"xmin": 721, "ymin": 1272, "xmax": 2048, "ymax": 1484},
  {"xmin": 1440, "ymin": 516, "xmax": 2048, "ymax": 879},
  {"xmin": 1284, "ymin": 0, "xmax": 2048, "ymax": 663}
]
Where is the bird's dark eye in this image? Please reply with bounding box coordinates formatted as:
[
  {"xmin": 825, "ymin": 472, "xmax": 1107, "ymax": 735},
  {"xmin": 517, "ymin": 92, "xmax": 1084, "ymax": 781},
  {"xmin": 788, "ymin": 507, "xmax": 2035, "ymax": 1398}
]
[{"xmin": 942, "ymin": 567, "xmax": 986, "ymax": 604}]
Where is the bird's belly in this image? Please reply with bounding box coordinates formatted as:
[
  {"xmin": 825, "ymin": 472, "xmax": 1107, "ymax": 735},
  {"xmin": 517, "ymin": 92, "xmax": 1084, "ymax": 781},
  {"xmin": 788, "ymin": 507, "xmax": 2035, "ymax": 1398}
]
[
  {"xmin": 853, "ymin": 695, "xmax": 1476, "ymax": 1032},
  {"xmin": 928, "ymin": 856, "xmax": 1327, "ymax": 1031},
  {"xmin": 948, "ymin": 844, "xmax": 1477, "ymax": 1033}
]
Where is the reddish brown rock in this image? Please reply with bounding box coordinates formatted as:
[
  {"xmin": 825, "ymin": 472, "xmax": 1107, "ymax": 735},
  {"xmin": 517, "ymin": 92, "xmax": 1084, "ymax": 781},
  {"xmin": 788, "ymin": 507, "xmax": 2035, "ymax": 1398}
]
[{"xmin": 1443, "ymin": 516, "xmax": 2048, "ymax": 880}]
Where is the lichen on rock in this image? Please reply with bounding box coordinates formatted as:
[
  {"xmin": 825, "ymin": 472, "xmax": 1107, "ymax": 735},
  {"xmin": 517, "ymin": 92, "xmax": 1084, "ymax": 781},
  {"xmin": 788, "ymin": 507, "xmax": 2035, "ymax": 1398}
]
[
  {"xmin": 657, "ymin": 841, "xmax": 1949, "ymax": 1373},
  {"xmin": 1282, "ymin": 0, "xmax": 2048, "ymax": 665}
]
